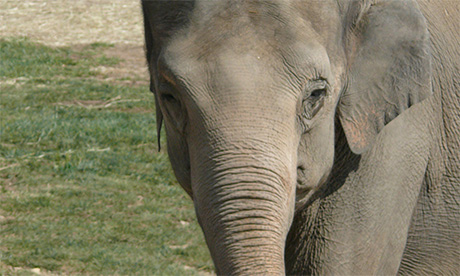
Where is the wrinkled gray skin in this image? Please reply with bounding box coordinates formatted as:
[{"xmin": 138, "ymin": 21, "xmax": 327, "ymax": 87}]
[{"xmin": 142, "ymin": 0, "xmax": 459, "ymax": 274}]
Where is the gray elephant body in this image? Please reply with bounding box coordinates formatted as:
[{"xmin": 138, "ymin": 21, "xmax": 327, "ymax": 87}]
[
  {"xmin": 142, "ymin": 0, "xmax": 459, "ymax": 274},
  {"xmin": 288, "ymin": 96, "xmax": 459, "ymax": 274}
]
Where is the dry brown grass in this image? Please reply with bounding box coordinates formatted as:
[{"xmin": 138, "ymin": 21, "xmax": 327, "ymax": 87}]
[
  {"xmin": 1, "ymin": 0, "xmax": 149, "ymax": 83},
  {"xmin": 0, "ymin": 0, "xmax": 144, "ymax": 46}
]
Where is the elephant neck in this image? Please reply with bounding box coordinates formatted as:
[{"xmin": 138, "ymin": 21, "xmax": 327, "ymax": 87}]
[{"xmin": 424, "ymin": 4, "xmax": 460, "ymax": 183}]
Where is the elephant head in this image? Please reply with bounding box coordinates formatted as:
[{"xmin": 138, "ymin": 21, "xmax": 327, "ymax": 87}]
[{"xmin": 142, "ymin": 0, "xmax": 431, "ymax": 274}]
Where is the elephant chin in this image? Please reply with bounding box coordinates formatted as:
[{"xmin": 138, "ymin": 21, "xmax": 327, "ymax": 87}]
[{"xmin": 190, "ymin": 150, "xmax": 296, "ymax": 275}]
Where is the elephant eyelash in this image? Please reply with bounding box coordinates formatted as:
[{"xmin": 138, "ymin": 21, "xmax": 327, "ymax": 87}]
[{"xmin": 302, "ymin": 79, "xmax": 328, "ymax": 100}]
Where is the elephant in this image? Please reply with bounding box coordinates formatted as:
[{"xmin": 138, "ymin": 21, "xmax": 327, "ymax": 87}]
[{"xmin": 141, "ymin": 0, "xmax": 459, "ymax": 274}]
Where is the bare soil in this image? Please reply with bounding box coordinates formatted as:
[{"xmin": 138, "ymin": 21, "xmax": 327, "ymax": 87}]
[{"xmin": 0, "ymin": 0, "xmax": 149, "ymax": 82}]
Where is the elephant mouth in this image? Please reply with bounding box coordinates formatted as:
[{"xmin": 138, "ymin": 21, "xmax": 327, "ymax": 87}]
[
  {"xmin": 296, "ymin": 166, "xmax": 315, "ymax": 191},
  {"xmin": 295, "ymin": 166, "xmax": 329, "ymax": 210}
]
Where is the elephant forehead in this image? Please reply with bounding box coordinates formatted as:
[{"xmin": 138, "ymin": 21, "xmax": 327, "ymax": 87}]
[
  {"xmin": 163, "ymin": 44, "xmax": 330, "ymax": 113},
  {"xmin": 163, "ymin": 36, "xmax": 332, "ymax": 105},
  {"xmin": 165, "ymin": 0, "xmax": 337, "ymax": 62},
  {"xmin": 164, "ymin": 20, "xmax": 332, "ymax": 83},
  {"xmin": 160, "ymin": 0, "xmax": 337, "ymax": 102}
]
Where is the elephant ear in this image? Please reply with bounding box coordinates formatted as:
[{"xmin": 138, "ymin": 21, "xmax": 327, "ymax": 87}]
[
  {"xmin": 338, "ymin": 0, "xmax": 432, "ymax": 154},
  {"xmin": 142, "ymin": 1, "xmax": 195, "ymax": 151}
]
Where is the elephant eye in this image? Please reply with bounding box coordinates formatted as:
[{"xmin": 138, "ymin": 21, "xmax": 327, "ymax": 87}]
[
  {"xmin": 298, "ymin": 81, "xmax": 327, "ymax": 131},
  {"xmin": 157, "ymin": 80, "xmax": 186, "ymax": 132},
  {"xmin": 302, "ymin": 94, "xmax": 325, "ymax": 120},
  {"xmin": 158, "ymin": 81, "xmax": 180, "ymax": 104},
  {"xmin": 310, "ymin": 88, "xmax": 326, "ymax": 99},
  {"xmin": 160, "ymin": 92, "xmax": 179, "ymax": 104}
]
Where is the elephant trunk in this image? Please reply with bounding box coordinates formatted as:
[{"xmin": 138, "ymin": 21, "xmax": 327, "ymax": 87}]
[{"xmin": 189, "ymin": 131, "xmax": 297, "ymax": 274}]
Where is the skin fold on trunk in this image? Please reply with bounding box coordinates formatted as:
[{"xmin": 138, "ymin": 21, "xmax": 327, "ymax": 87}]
[{"xmin": 188, "ymin": 114, "xmax": 297, "ymax": 274}]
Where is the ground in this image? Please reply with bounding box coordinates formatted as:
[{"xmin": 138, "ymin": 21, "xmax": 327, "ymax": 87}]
[
  {"xmin": 0, "ymin": 1, "xmax": 213, "ymax": 275},
  {"xmin": 0, "ymin": 0, "xmax": 148, "ymax": 84}
]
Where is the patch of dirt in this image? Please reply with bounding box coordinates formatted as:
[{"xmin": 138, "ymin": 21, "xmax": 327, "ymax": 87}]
[
  {"xmin": 99, "ymin": 43, "xmax": 149, "ymax": 86},
  {"xmin": 55, "ymin": 95, "xmax": 143, "ymax": 109},
  {"xmin": 111, "ymin": 107, "xmax": 153, "ymax": 114},
  {"xmin": 0, "ymin": 0, "xmax": 144, "ymax": 46},
  {"xmin": 0, "ymin": 0, "xmax": 149, "ymax": 84}
]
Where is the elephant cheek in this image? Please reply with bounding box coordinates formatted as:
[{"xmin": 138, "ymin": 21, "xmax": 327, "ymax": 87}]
[
  {"xmin": 165, "ymin": 126, "xmax": 192, "ymax": 196},
  {"xmin": 295, "ymin": 119, "xmax": 335, "ymax": 203}
]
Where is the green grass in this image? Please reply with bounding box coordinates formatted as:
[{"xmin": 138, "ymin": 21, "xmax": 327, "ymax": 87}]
[{"xmin": 0, "ymin": 37, "xmax": 212, "ymax": 275}]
